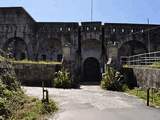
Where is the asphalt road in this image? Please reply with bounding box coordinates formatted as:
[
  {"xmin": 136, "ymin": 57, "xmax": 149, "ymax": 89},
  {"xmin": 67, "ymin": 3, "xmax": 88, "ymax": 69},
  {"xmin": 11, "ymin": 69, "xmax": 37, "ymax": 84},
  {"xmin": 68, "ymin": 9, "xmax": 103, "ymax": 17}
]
[{"xmin": 23, "ymin": 86, "xmax": 160, "ymax": 120}]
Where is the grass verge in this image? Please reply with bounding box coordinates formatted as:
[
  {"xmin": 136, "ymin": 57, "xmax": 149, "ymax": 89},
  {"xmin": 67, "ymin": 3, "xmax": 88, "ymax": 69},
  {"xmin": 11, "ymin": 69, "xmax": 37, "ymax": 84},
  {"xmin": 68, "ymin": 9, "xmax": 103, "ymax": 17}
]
[
  {"xmin": 12, "ymin": 60, "xmax": 62, "ymax": 65},
  {"xmin": 126, "ymin": 88, "xmax": 160, "ymax": 107},
  {"xmin": 10, "ymin": 96, "xmax": 58, "ymax": 120}
]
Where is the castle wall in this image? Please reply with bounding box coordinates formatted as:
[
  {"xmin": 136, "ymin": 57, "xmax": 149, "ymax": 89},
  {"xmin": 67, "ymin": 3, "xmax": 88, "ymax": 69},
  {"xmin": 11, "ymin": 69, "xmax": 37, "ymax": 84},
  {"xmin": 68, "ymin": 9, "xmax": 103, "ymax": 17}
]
[
  {"xmin": 0, "ymin": 7, "xmax": 160, "ymax": 71},
  {"xmin": 0, "ymin": 7, "xmax": 36, "ymax": 59}
]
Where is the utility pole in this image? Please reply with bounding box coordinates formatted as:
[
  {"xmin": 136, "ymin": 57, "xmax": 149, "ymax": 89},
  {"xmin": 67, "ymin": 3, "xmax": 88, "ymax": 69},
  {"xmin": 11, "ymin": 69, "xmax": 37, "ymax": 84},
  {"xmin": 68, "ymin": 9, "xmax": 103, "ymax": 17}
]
[
  {"xmin": 147, "ymin": 18, "xmax": 150, "ymax": 53},
  {"xmin": 91, "ymin": 0, "xmax": 93, "ymax": 22},
  {"xmin": 90, "ymin": 0, "xmax": 94, "ymax": 39}
]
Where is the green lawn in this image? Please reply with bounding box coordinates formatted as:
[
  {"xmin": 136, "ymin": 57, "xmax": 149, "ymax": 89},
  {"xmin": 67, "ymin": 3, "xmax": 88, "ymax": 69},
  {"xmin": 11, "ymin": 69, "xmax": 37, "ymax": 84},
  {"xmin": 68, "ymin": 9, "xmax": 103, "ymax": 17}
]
[{"xmin": 127, "ymin": 88, "xmax": 160, "ymax": 107}]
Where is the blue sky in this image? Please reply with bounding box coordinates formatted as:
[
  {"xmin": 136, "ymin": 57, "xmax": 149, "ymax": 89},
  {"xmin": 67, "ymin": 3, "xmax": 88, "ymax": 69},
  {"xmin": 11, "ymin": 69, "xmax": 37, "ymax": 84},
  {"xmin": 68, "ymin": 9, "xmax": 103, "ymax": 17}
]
[{"xmin": 0, "ymin": 0, "xmax": 160, "ymax": 24}]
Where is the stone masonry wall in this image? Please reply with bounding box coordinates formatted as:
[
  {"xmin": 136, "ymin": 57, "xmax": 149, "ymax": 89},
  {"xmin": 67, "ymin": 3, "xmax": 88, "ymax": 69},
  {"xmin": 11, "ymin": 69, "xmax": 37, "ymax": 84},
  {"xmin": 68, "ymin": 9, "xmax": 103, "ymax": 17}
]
[
  {"xmin": 13, "ymin": 63, "xmax": 61, "ymax": 86},
  {"xmin": 123, "ymin": 67, "xmax": 160, "ymax": 89}
]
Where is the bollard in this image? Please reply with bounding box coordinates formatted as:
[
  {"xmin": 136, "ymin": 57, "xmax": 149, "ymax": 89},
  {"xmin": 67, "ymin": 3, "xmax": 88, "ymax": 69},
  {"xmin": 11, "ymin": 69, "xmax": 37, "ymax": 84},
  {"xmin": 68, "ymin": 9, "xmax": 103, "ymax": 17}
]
[
  {"xmin": 42, "ymin": 81, "xmax": 49, "ymax": 103},
  {"xmin": 43, "ymin": 89, "xmax": 49, "ymax": 103},
  {"xmin": 147, "ymin": 88, "xmax": 150, "ymax": 106}
]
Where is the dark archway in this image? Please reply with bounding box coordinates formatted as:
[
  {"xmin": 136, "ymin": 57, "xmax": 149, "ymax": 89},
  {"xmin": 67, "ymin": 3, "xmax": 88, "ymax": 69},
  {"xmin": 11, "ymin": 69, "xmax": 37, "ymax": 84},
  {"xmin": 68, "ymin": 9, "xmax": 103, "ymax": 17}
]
[
  {"xmin": 38, "ymin": 38, "xmax": 62, "ymax": 61},
  {"xmin": 118, "ymin": 40, "xmax": 148, "ymax": 58},
  {"xmin": 118, "ymin": 40, "xmax": 148, "ymax": 65},
  {"xmin": 83, "ymin": 57, "xmax": 101, "ymax": 82},
  {"xmin": 3, "ymin": 37, "xmax": 28, "ymax": 60}
]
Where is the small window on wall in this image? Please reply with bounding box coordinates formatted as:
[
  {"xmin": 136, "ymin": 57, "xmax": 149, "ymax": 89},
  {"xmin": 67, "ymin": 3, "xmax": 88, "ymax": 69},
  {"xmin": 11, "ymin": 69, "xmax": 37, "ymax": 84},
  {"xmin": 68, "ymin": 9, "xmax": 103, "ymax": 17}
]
[
  {"xmin": 68, "ymin": 27, "xmax": 71, "ymax": 31},
  {"xmin": 94, "ymin": 27, "xmax": 97, "ymax": 30},
  {"xmin": 131, "ymin": 29, "xmax": 134, "ymax": 33},
  {"xmin": 112, "ymin": 28, "xmax": 116, "ymax": 32},
  {"xmin": 20, "ymin": 52, "xmax": 26, "ymax": 60},
  {"xmin": 42, "ymin": 54, "xmax": 47, "ymax": 61},
  {"xmin": 141, "ymin": 29, "xmax": 144, "ymax": 33},
  {"xmin": 57, "ymin": 54, "xmax": 63, "ymax": 62},
  {"xmin": 87, "ymin": 27, "xmax": 89, "ymax": 31}
]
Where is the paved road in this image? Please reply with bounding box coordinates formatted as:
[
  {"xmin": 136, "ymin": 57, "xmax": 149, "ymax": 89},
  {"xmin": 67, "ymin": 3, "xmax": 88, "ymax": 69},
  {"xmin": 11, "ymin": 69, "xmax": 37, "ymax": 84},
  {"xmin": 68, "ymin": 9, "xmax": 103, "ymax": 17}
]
[{"xmin": 23, "ymin": 86, "xmax": 160, "ymax": 120}]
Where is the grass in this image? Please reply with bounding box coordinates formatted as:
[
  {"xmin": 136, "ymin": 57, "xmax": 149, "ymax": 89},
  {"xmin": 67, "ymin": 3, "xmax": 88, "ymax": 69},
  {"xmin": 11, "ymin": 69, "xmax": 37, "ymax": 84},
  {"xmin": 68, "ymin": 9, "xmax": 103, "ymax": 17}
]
[
  {"xmin": 11, "ymin": 59, "xmax": 62, "ymax": 65},
  {"xmin": 0, "ymin": 56, "xmax": 62, "ymax": 65},
  {"xmin": 0, "ymin": 57, "xmax": 58, "ymax": 119},
  {"xmin": 123, "ymin": 62, "xmax": 160, "ymax": 69},
  {"xmin": 150, "ymin": 62, "xmax": 160, "ymax": 68},
  {"xmin": 0, "ymin": 56, "xmax": 5, "ymax": 62},
  {"xmin": 11, "ymin": 96, "xmax": 58, "ymax": 120},
  {"xmin": 0, "ymin": 55, "xmax": 62, "ymax": 65},
  {"xmin": 1, "ymin": 88, "xmax": 58, "ymax": 120},
  {"xmin": 127, "ymin": 88, "xmax": 160, "ymax": 107}
]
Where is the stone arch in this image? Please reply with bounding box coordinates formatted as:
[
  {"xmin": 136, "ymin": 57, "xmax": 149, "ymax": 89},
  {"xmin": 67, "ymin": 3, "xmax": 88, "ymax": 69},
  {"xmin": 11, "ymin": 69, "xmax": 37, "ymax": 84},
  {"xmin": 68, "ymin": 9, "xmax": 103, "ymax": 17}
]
[
  {"xmin": 81, "ymin": 39, "xmax": 102, "ymax": 61},
  {"xmin": 38, "ymin": 38, "xmax": 62, "ymax": 61},
  {"xmin": 118, "ymin": 40, "xmax": 148, "ymax": 60},
  {"xmin": 83, "ymin": 57, "xmax": 101, "ymax": 82},
  {"xmin": 3, "ymin": 37, "xmax": 29, "ymax": 60},
  {"xmin": 81, "ymin": 39, "xmax": 101, "ymax": 49}
]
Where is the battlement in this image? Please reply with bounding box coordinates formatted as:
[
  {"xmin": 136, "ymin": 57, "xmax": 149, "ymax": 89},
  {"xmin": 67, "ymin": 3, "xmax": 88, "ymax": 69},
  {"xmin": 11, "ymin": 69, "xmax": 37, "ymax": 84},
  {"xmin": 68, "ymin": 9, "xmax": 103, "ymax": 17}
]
[
  {"xmin": 80, "ymin": 22, "xmax": 102, "ymax": 32},
  {"xmin": 36, "ymin": 22, "xmax": 79, "ymax": 32},
  {"xmin": 104, "ymin": 23, "xmax": 160, "ymax": 34},
  {"xmin": 81, "ymin": 22, "xmax": 102, "ymax": 26}
]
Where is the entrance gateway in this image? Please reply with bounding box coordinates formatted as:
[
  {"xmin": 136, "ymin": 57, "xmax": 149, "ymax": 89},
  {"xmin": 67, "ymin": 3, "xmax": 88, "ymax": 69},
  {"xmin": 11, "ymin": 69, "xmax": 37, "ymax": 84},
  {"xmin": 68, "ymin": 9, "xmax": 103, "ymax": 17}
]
[{"xmin": 83, "ymin": 57, "xmax": 101, "ymax": 82}]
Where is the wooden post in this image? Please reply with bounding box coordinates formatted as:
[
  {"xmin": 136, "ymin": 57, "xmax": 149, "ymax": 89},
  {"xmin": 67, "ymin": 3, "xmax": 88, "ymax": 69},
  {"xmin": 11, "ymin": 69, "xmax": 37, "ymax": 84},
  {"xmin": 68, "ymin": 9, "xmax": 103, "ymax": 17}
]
[
  {"xmin": 42, "ymin": 81, "xmax": 44, "ymax": 100},
  {"xmin": 147, "ymin": 88, "xmax": 150, "ymax": 106},
  {"xmin": 42, "ymin": 81, "xmax": 49, "ymax": 103}
]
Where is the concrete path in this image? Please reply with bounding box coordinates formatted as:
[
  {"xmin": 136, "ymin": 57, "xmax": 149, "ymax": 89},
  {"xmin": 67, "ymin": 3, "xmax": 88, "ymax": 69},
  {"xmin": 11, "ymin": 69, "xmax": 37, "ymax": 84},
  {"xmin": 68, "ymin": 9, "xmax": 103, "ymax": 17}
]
[{"xmin": 23, "ymin": 86, "xmax": 160, "ymax": 120}]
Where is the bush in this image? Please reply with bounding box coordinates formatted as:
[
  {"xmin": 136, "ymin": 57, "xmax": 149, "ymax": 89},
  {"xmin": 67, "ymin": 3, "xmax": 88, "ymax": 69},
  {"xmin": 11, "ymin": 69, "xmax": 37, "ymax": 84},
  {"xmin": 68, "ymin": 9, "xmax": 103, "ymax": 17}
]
[
  {"xmin": 101, "ymin": 66, "xmax": 128, "ymax": 91},
  {"xmin": 0, "ymin": 72, "xmax": 23, "ymax": 119},
  {"xmin": 53, "ymin": 68, "xmax": 72, "ymax": 89},
  {"xmin": 101, "ymin": 66, "xmax": 116, "ymax": 89},
  {"xmin": 1, "ymin": 73, "xmax": 20, "ymax": 91},
  {"xmin": 40, "ymin": 101, "xmax": 58, "ymax": 114}
]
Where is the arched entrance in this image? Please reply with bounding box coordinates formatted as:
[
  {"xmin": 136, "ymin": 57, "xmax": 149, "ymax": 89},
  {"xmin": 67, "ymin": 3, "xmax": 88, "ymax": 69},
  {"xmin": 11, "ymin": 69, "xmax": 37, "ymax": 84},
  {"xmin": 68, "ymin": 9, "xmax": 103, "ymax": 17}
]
[
  {"xmin": 3, "ymin": 37, "xmax": 28, "ymax": 60},
  {"xmin": 83, "ymin": 57, "xmax": 101, "ymax": 82},
  {"xmin": 118, "ymin": 40, "xmax": 148, "ymax": 57},
  {"xmin": 118, "ymin": 40, "xmax": 148, "ymax": 65},
  {"xmin": 38, "ymin": 38, "xmax": 62, "ymax": 61}
]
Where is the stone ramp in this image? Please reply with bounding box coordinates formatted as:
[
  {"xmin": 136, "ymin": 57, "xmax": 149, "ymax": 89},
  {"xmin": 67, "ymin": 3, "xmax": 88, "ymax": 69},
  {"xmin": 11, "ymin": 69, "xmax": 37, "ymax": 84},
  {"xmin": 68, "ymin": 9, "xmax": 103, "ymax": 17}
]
[{"xmin": 23, "ymin": 86, "xmax": 160, "ymax": 120}]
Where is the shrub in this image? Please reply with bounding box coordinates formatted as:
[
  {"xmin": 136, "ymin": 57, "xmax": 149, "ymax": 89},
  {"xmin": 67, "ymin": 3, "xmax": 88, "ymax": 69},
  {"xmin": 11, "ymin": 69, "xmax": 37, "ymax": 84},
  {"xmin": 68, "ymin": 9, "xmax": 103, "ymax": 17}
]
[
  {"xmin": 40, "ymin": 101, "xmax": 58, "ymax": 114},
  {"xmin": 101, "ymin": 66, "xmax": 128, "ymax": 91},
  {"xmin": 101, "ymin": 66, "xmax": 116, "ymax": 89},
  {"xmin": 1, "ymin": 73, "xmax": 20, "ymax": 91},
  {"xmin": 11, "ymin": 97, "xmax": 58, "ymax": 120},
  {"xmin": 53, "ymin": 68, "xmax": 72, "ymax": 88}
]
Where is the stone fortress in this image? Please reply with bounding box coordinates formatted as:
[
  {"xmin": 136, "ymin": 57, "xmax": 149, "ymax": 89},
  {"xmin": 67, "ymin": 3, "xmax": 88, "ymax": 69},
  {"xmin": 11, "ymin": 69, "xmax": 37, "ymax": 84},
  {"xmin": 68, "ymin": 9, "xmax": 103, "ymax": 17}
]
[{"xmin": 1, "ymin": 7, "xmax": 160, "ymax": 82}]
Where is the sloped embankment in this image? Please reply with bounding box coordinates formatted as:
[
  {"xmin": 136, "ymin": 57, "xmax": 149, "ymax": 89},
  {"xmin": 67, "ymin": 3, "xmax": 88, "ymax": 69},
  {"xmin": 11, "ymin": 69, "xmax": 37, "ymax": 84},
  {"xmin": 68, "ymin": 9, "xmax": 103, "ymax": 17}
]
[
  {"xmin": 0, "ymin": 57, "xmax": 23, "ymax": 119},
  {"xmin": 0, "ymin": 57, "xmax": 58, "ymax": 119}
]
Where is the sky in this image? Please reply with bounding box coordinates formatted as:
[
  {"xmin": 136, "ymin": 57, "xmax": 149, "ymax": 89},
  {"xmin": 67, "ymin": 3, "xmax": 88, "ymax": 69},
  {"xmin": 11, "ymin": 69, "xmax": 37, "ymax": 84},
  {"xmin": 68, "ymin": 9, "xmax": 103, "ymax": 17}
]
[{"xmin": 0, "ymin": 0, "xmax": 160, "ymax": 24}]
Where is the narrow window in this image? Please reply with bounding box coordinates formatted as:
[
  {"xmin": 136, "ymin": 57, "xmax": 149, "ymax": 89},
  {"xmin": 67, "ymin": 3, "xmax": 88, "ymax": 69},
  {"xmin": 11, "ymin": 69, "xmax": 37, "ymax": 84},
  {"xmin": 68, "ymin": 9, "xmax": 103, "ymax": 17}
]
[
  {"xmin": 141, "ymin": 29, "xmax": 144, "ymax": 33},
  {"xmin": 20, "ymin": 52, "xmax": 26, "ymax": 60},
  {"xmin": 57, "ymin": 54, "xmax": 63, "ymax": 62},
  {"xmin": 60, "ymin": 27, "xmax": 63, "ymax": 31},
  {"xmin": 68, "ymin": 27, "xmax": 71, "ymax": 31},
  {"xmin": 87, "ymin": 27, "xmax": 89, "ymax": 31},
  {"xmin": 113, "ymin": 28, "xmax": 116, "ymax": 32},
  {"xmin": 131, "ymin": 29, "xmax": 134, "ymax": 32},
  {"xmin": 42, "ymin": 54, "xmax": 46, "ymax": 61}
]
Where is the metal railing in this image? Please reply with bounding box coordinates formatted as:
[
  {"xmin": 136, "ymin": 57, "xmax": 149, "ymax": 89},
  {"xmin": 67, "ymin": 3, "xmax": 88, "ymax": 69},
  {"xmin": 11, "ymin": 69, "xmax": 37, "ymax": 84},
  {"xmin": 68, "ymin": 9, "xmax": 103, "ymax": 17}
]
[{"xmin": 120, "ymin": 51, "xmax": 160, "ymax": 66}]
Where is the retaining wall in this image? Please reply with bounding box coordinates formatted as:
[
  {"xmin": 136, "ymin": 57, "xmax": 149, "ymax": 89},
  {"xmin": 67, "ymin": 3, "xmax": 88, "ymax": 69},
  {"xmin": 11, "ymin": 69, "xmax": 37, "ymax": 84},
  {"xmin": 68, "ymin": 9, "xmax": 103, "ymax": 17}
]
[
  {"xmin": 123, "ymin": 67, "xmax": 160, "ymax": 88},
  {"xmin": 13, "ymin": 63, "xmax": 61, "ymax": 86}
]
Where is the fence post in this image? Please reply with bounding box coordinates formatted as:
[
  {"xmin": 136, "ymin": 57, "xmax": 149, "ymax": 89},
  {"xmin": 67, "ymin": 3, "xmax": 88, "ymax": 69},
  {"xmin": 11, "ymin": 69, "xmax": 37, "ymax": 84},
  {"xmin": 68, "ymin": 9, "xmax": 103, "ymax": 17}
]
[{"xmin": 147, "ymin": 88, "xmax": 150, "ymax": 106}]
